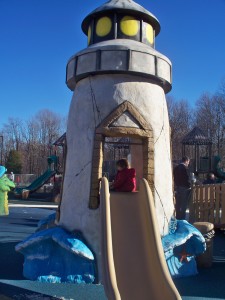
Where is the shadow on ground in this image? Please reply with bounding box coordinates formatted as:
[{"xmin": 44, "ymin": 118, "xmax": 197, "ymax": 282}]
[
  {"xmin": 0, "ymin": 242, "xmax": 24, "ymax": 280},
  {"xmin": 174, "ymin": 262, "xmax": 225, "ymax": 299},
  {"xmin": 0, "ymin": 282, "xmax": 59, "ymax": 300},
  {"xmin": 174, "ymin": 230, "xmax": 225, "ymax": 299},
  {"xmin": 0, "ymin": 242, "xmax": 61, "ymax": 299},
  {"xmin": 8, "ymin": 191, "xmax": 54, "ymax": 202}
]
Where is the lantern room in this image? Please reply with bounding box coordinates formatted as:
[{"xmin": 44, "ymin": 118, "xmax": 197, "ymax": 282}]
[{"xmin": 81, "ymin": 0, "xmax": 160, "ymax": 47}]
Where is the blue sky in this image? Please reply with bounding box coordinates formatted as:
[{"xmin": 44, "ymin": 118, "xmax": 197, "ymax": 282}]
[{"xmin": 0, "ymin": 0, "xmax": 225, "ymax": 126}]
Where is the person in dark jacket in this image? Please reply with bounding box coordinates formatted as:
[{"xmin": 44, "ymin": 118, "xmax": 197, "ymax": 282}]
[
  {"xmin": 174, "ymin": 156, "xmax": 191, "ymax": 220},
  {"xmin": 203, "ymin": 173, "xmax": 216, "ymax": 185},
  {"xmin": 111, "ymin": 159, "xmax": 136, "ymax": 192}
]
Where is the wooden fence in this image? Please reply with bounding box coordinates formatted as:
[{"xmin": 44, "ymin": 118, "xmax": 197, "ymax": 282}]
[{"xmin": 189, "ymin": 183, "xmax": 225, "ymax": 228}]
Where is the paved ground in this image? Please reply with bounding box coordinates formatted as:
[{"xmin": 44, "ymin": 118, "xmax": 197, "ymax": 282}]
[
  {"xmin": 0, "ymin": 206, "xmax": 59, "ymax": 299},
  {"xmin": 0, "ymin": 200, "xmax": 225, "ymax": 300},
  {"xmin": 174, "ymin": 230, "xmax": 225, "ymax": 300}
]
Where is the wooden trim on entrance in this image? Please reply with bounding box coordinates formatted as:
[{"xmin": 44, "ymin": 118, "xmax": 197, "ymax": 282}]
[{"xmin": 89, "ymin": 101, "xmax": 154, "ymax": 209}]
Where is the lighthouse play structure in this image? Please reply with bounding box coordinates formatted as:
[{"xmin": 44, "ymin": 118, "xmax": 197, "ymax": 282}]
[{"xmin": 58, "ymin": 0, "xmax": 180, "ymax": 298}]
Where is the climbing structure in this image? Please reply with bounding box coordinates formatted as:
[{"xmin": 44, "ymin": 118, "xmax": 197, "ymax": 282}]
[{"xmin": 59, "ymin": 0, "xmax": 175, "ymax": 279}]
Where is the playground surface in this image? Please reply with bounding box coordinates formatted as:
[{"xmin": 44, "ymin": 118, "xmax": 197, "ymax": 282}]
[{"xmin": 0, "ymin": 204, "xmax": 225, "ymax": 300}]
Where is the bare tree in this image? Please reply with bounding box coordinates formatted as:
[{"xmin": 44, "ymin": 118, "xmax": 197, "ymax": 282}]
[
  {"xmin": 32, "ymin": 109, "xmax": 66, "ymax": 174},
  {"xmin": 167, "ymin": 96, "xmax": 193, "ymax": 160},
  {"xmin": 22, "ymin": 118, "xmax": 39, "ymax": 173},
  {"xmin": 2, "ymin": 117, "xmax": 24, "ymax": 151},
  {"xmin": 195, "ymin": 92, "xmax": 225, "ymax": 157},
  {"xmin": 219, "ymin": 78, "xmax": 225, "ymax": 96},
  {"xmin": 0, "ymin": 110, "xmax": 66, "ymax": 175},
  {"xmin": 195, "ymin": 93, "xmax": 214, "ymax": 138}
]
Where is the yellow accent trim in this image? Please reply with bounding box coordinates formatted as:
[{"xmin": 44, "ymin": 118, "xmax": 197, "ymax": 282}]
[
  {"xmin": 4, "ymin": 192, "xmax": 9, "ymax": 215},
  {"xmin": 120, "ymin": 16, "xmax": 139, "ymax": 37},
  {"xmin": 96, "ymin": 17, "xmax": 112, "ymax": 37},
  {"xmin": 88, "ymin": 26, "xmax": 91, "ymax": 45},
  {"xmin": 146, "ymin": 24, "xmax": 154, "ymax": 44}
]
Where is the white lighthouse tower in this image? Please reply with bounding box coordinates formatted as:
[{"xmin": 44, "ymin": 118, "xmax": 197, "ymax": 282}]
[{"xmin": 59, "ymin": 0, "xmax": 174, "ymax": 277}]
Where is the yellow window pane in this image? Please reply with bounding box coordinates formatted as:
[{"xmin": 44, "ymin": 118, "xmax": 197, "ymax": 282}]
[
  {"xmin": 88, "ymin": 26, "xmax": 91, "ymax": 45},
  {"xmin": 120, "ymin": 16, "xmax": 139, "ymax": 37},
  {"xmin": 96, "ymin": 17, "xmax": 112, "ymax": 37},
  {"xmin": 146, "ymin": 23, "xmax": 154, "ymax": 44}
]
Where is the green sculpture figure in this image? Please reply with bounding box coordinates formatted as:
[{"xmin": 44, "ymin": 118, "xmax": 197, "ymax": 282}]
[{"xmin": 0, "ymin": 166, "xmax": 15, "ymax": 216}]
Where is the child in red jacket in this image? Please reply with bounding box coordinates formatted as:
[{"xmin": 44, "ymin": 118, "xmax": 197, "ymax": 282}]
[{"xmin": 111, "ymin": 159, "xmax": 136, "ymax": 192}]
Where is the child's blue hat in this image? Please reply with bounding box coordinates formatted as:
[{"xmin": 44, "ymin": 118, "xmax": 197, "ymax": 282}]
[{"xmin": 0, "ymin": 166, "xmax": 7, "ymax": 178}]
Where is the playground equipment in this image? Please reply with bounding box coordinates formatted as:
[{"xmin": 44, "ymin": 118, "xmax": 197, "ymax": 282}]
[
  {"xmin": 100, "ymin": 177, "xmax": 181, "ymax": 300},
  {"xmin": 14, "ymin": 155, "xmax": 58, "ymax": 198},
  {"xmin": 16, "ymin": 0, "xmax": 204, "ymax": 294},
  {"xmin": 182, "ymin": 126, "xmax": 212, "ymax": 174},
  {"xmin": 59, "ymin": 0, "xmax": 175, "ymax": 278},
  {"xmin": 212, "ymin": 155, "xmax": 225, "ymax": 182},
  {"xmin": 181, "ymin": 128, "xmax": 225, "ymax": 181}
]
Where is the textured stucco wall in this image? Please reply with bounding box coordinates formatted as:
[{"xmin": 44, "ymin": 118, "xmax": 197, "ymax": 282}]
[{"xmin": 59, "ymin": 73, "xmax": 174, "ymax": 278}]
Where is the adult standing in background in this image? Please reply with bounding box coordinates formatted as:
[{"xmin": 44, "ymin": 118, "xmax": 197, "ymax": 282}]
[
  {"xmin": 174, "ymin": 156, "xmax": 191, "ymax": 220},
  {"xmin": 9, "ymin": 172, "xmax": 14, "ymax": 182}
]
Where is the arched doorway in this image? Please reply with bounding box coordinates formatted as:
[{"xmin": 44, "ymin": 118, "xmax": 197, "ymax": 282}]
[{"xmin": 89, "ymin": 101, "xmax": 154, "ymax": 209}]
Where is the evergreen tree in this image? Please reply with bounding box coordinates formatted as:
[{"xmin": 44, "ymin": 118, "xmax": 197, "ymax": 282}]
[{"xmin": 5, "ymin": 150, "xmax": 22, "ymax": 174}]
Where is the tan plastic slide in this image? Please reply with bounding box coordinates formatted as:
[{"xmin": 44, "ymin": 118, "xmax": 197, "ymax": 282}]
[{"xmin": 100, "ymin": 177, "xmax": 181, "ymax": 300}]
